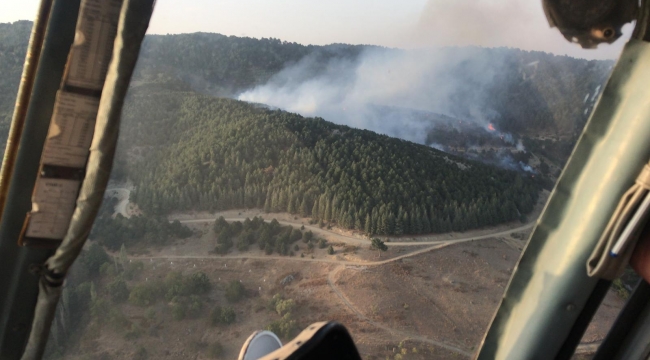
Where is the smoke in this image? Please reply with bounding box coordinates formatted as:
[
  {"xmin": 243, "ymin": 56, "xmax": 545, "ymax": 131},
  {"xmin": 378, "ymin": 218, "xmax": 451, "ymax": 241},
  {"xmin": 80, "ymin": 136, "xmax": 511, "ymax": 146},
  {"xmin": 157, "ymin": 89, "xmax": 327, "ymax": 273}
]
[
  {"xmin": 238, "ymin": 46, "xmax": 505, "ymax": 143},
  {"xmin": 519, "ymin": 162, "xmax": 534, "ymax": 173},
  {"xmin": 516, "ymin": 140, "xmax": 525, "ymax": 152}
]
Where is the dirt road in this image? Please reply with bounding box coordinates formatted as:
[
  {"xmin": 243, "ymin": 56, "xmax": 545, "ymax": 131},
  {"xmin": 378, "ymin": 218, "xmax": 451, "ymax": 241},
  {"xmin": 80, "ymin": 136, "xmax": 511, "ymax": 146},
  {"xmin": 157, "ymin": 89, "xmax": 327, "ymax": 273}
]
[
  {"xmin": 178, "ymin": 216, "xmax": 534, "ymax": 248},
  {"xmin": 134, "ymin": 241, "xmax": 600, "ymax": 358},
  {"xmin": 134, "ymin": 241, "xmax": 472, "ymax": 356},
  {"xmin": 327, "ymin": 265, "xmax": 473, "ymax": 357}
]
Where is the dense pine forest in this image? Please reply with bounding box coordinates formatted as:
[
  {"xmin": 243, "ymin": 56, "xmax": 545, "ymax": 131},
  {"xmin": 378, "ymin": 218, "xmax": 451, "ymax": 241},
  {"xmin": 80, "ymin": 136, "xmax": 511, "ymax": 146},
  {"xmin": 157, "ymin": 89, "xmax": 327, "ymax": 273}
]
[{"xmin": 122, "ymin": 86, "xmax": 539, "ymax": 235}]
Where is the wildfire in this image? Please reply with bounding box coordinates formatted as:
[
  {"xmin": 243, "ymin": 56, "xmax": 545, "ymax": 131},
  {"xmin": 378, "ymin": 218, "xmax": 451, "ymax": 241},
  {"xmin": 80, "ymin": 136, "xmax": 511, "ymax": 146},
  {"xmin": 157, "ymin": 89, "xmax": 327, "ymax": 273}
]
[{"xmin": 488, "ymin": 123, "xmax": 496, "ymax": 131}]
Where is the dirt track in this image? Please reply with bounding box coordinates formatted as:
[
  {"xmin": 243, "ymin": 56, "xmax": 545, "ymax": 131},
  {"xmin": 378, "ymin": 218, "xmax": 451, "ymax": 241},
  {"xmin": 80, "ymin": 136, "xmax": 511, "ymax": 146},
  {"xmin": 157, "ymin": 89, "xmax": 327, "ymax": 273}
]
[
  {"xmin": 119, "ymin": 190, "xmax": 603, "ymax": 357},
  {"xmin": 131, "ymin": 238, "xmax": 600, "ymax": 358},
  {"xmin": 327, "ymin": 265, "xmax": 473, "ymax": 357},
  {"xmin": 178, "ymin": 216, "xmax": 534, "ymax": 248},
  {"xmin": 133, "ymin": 241, "xmax": 475, "ymax": 356}
]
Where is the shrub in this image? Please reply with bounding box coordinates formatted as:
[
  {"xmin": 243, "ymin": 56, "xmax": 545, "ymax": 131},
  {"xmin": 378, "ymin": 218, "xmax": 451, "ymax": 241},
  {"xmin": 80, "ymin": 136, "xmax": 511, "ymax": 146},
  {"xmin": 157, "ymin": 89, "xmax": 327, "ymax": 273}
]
[
  {"xmin": 318, "ymin": 239, "xmax": 327, "ymax": 249},
  {"xmin": 106, "ymin": 278, "xmax": 129, "ymax": 303},
  {"xmin": 187, "ymin": 295, "xmax": 203, "ymax": 318},
  {"xmin": 220, "ymin": 306, "xmax": 236, "ymax": 324},
  {"xmin": 266, "ymin": 313, "xmax": 297, "ymax": 338},
  {"xmin": 213, "ymin": 216, "xmax": 229, "ymax": 233},
  {"xmin": 267, "ymin": 293, "xmax": 283, "ymax": 311},
  {"xmin": 171, "ymin": 302, "xmax": 186, "ymax": 321},
  {"xmin": 185, "ymin": 272, "xmax": 211, "ymax": 294},
  {"xmin": 237, "ymin": 237, "xmax": 249, "ymax": 251},
  {"xmin": 163, "ymin": 272, "xmax": 184, "ymax": 300},
  {"xmin": 290, "ymin": 229, "xmax": 303, "ymax": 242},
  {"xmin": 124, "ymin": 260, "xmax": 144, "ymax": 280},
  {"xmin": 231, "ymin": 221, "xmax": 243, "ymax": 235},
  {"xmin": 215, "ymin": 241, "xmax": 232, "ymax": 254},
  {"xmin": 99, "ymin": 262, "xmax": 116, "ymax": 277},
  {"xmin": 275, "ymin": 299, "xmax": 295, "ymax": 316},
  {"xmin": 83, "ymin": 243, "xmax": 110, "ymax": 276},
  {"xmin": 225, "ymin": 280, "xmax": 245, "ymax": 303},
  {"xmin": 163, "ymin": 271, "xmax": 211, "ymax": 300},
  {"xmin": 129, "ymin": 283, "xmax": 161, "ymax": 306},
  {"xmin": 90, "ymin": 297, "xmax": 110, "ymax": 320}
]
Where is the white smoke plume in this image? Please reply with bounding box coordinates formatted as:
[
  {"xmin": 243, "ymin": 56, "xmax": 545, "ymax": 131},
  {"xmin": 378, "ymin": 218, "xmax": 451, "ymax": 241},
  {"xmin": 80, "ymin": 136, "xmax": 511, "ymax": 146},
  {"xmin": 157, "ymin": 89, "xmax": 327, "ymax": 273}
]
[{"xmin": 238, "ymin": 46, "xmax": 502, "ymax": 143}]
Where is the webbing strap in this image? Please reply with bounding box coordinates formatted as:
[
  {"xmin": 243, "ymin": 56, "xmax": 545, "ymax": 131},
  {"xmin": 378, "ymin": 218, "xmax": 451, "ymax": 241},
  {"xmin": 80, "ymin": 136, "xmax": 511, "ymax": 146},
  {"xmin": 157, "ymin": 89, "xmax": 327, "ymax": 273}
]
[{"xmin": 588, "ymin": 162, "xmax": 650, "ymax": 280}]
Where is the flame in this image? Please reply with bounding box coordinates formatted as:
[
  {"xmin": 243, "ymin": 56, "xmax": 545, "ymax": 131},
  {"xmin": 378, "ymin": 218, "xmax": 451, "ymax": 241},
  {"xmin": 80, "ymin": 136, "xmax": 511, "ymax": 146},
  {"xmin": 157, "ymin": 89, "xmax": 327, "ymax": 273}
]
[{"xmin": 488, "ymin": 123, "xmax": 496, "ymax": 131}]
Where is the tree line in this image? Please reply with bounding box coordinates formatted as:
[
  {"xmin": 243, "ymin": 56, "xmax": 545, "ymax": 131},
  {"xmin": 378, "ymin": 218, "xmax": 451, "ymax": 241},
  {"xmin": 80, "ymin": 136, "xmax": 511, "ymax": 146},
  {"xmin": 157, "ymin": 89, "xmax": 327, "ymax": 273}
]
[{"xmin": 123, "ymin": 92, "xmax": 540, "ymax": 235}]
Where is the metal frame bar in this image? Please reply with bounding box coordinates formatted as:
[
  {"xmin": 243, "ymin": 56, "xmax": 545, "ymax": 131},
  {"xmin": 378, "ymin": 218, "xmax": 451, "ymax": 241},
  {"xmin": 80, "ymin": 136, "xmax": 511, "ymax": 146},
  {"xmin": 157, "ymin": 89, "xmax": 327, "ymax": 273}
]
[
  {"xmin": 593, "ymin": 280, "xmax": 650, "ymax": 360},
  {"xmin": 0, "ymin": 0, "xmax": 52, "ymax": 221},
  {"xmin": 0, "ymin": 1, "xmax": 80, "ymax": 358},
  {"xmin": 476, "ymin": 36, "xmax": 650, "ymax": 360}
]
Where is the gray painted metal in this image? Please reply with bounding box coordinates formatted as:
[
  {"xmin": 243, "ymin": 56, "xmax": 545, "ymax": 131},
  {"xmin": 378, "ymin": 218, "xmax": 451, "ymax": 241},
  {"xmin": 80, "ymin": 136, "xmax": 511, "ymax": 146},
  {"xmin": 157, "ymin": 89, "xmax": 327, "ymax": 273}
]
[
  {"xmin": 476, "ymin": 39, "xmax": 650, "ymax": 359},
  {"xmin": 613, "ymin": 300, "xmax": 650, "ymax": 359}
]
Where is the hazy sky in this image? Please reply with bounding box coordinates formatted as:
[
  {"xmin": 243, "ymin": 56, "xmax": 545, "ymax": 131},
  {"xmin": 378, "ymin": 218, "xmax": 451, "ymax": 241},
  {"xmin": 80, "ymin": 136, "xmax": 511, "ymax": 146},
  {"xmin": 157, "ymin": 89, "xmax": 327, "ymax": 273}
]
[{"xmin": 1, "ymin": 0, "xmax": 630, "ymax": 60}]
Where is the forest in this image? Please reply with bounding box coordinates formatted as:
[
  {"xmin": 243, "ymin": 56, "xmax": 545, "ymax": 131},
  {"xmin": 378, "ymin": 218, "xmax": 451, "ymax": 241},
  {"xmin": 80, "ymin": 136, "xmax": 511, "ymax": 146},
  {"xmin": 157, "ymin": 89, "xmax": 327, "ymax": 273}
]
[{"xmin": 121, "ymin": 87, "xmax": 540, "ymax": 236}]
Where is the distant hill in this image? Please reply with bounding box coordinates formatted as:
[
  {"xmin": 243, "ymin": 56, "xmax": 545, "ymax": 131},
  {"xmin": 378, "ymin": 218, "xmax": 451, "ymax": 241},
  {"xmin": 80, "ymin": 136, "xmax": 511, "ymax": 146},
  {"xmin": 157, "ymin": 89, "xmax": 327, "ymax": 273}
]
[
  {"xmin": 0, "ymin": 21, "xmax": 32, "ymax": 149},
  {"xmin": 0, "ymin": 22, "xmax": 610, "ymax": 234},
  {"xmin": 132, "ymin": 33, "xmax": 612, "ymax": 136},
  {"xmin": 122, "ymin": 86, "xmax": 540, "ymax": 235},
  {"xmin": 0, "ymin": 22, "xmax": 611, "ymax": 149}
]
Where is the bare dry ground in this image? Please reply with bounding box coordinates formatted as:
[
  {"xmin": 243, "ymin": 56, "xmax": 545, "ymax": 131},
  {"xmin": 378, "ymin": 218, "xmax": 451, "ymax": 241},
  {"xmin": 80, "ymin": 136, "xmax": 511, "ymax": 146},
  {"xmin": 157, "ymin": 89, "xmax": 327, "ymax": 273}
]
[{"xmin": 59, "ymin": 219, "xmax": 624, "ymax": 360}]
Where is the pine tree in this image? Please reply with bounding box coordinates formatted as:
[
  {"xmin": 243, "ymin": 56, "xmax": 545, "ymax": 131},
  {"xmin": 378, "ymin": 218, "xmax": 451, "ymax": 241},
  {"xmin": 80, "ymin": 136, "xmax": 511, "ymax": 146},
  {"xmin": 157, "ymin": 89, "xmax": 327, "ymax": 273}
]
[
  {"xmin": 364, "ymin": 214, "xmax": 372, "ymax": 235},
  {"xmin": 354, "ymin": 211, "xmax": 362, "ymax": 230},
  {"xmin": 311, "ymin": 197, "xmax": 320, "ymax": 220},
  {"xmin": 387, "ymin": 212, "xmax": 396, "ymax": 234},
  {"xmin": 300, "ymin": 198, "xmax": 309, "ymax": 217},
  {"xmin": 324, "ymin": 199, "xmax": 332, "ymax": 222},
  {"xmin": 422, "ymin": 208, "xmax": 432, "ymax": 233},
  {"xmin": 402, "ymin": 212, "xmax": 410, "ymax": 234},
  {"xmin": 287, "ymin": 193, "xmax": 295, "ymax": 214}
]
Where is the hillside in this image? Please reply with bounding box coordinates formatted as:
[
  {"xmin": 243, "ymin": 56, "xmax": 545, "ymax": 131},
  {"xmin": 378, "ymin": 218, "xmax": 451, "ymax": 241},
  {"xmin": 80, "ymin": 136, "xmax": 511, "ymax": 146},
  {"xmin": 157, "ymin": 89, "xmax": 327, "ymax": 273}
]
[
  {"xmin": 132, "ymin": 33, "xmax": 612, "ymax": 136},
  {"xmin": 0, "ymin": 22, "xmax": 607, "ymax": 235},
  {"xmin": 121, "ymin": 86, "xmax": 539, "ymax": 236},
  {"xmin": 0, "ymin": 22, "xmax": 611, "ymax": 156},
  {"xmin": 0, "ymin": 21, "xmax": 32, "ymax": 149}
]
